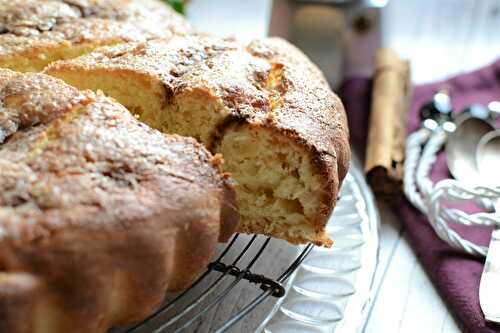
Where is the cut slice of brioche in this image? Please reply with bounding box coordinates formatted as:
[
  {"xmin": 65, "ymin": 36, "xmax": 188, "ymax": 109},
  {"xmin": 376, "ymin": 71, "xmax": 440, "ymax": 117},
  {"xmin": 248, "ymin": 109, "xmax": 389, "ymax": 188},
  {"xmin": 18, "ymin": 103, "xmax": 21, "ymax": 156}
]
[
  {"xmin": 45, "ymin": 35, "xmax": 350, "ymax": 246},
  {"xmin": 217, "ymin": 124, "xmax": 331, "ymax": 245},
  {"xmin": 0, "ymin": 0, "xmax": 190, "ymax": 72}
]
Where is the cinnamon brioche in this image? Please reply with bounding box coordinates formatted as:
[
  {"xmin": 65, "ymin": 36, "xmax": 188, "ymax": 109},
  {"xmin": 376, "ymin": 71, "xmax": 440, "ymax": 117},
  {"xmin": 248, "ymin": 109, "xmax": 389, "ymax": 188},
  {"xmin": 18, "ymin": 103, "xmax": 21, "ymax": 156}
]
[
  {"xmin": 45, "ymin": 35, "xmax": 350, "ymax": 246},
  {"xmin": 0, "ymin": 69, "xmax": 238, "ymax": 332},
  {"xmin": 0, "ymin": 0, "xmax": 190, "ymax": 72}
]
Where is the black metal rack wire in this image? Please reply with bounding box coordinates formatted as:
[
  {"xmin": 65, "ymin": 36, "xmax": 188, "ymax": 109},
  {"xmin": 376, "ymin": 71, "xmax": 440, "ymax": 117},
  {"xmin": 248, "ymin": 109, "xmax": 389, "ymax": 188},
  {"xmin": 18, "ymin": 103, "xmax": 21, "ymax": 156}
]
[{"xmin": 124, "ymin": 233, "xmax": 314, "ymax": 333}]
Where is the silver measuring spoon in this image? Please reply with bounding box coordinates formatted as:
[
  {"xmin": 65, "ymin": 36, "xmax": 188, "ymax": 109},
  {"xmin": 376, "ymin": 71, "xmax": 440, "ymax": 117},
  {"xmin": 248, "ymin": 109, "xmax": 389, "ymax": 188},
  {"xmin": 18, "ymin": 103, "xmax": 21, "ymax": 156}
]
[{"xmin": 444, "ymin": 101, "xmax": 500, "ymax": 323}]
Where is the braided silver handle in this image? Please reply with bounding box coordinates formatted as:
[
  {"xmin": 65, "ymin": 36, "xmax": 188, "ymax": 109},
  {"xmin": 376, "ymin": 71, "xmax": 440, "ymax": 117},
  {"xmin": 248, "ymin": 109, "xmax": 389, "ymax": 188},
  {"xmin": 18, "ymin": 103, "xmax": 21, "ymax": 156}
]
[
  {"xmin": 404, "ymin": 128, "xmax": 431, "ymax": 214},
  {"xmin": 404, "ymin": 127, "xmax": 500, "ymax": 258}
]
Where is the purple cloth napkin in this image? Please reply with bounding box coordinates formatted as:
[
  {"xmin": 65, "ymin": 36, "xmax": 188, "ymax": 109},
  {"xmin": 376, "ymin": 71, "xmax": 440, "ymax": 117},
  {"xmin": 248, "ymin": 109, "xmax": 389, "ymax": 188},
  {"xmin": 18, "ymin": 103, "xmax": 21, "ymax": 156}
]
[{"xmin": 339, "ymin": 59, "xmax": 500, "ymax": 333}]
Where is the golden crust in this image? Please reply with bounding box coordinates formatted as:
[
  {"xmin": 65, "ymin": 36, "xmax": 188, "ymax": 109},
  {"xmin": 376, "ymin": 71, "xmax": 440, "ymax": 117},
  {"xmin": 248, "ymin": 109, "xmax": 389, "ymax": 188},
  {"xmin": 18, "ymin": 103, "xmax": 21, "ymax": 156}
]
[
  {"xmin": 0, "ymin": 0, "xmax": 190, "ymax": 71},
  {"xmin": 0, "ymin": 69, "xmax": 238, "ymax": 332},
  {"xmin": 45, "ymin": 35, "xmax": 350, "ymax": 245}
]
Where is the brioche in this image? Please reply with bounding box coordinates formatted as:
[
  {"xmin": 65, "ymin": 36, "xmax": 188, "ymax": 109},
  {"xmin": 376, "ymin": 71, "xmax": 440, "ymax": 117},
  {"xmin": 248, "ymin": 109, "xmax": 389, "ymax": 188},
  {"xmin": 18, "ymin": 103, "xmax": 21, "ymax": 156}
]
[
  {"xmin": 0, "ymin": 2, "xmax": 351, "ymax": 330},
  {"xmin": 0, "ymin": 0, "xmax": 190, "ymax": 72},
  {"xmin": 0, "ymin": 69, "xmax": 238, "ymax": 332},
  {"xmin": 45, "ymin": 35, "xmax": 350, "ymax": 246}
]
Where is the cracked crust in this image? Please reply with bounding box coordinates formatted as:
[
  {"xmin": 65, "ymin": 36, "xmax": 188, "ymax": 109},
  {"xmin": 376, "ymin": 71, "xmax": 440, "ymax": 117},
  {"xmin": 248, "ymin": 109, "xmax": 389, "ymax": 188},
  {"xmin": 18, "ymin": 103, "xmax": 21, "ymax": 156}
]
[
  {"xmin": 0, "ymin": 69, "xmax": 238, "ymax": 333},
  {"xmin": 45, "ymin": 35, "xmax": 350, "ymax": 246},
  {"xmin": 0, "ymin": 0, "xmax": 190, "ymax": 72}
]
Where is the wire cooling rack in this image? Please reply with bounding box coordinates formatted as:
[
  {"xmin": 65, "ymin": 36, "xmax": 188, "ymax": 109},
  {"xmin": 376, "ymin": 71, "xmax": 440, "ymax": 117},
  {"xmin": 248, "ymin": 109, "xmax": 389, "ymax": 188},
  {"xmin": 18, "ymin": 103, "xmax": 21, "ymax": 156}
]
[
  {"xmin": 118, "ymin": 234, "xmax": 312, "ymax": 333},
  {"xmin": 113, "ymin": 159, "xmax": 379, "ymax": 333}
]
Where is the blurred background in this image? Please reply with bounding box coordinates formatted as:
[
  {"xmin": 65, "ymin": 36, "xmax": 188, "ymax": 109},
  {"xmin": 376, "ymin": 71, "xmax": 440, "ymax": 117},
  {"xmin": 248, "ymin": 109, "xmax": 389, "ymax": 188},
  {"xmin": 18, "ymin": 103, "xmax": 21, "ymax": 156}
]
[{"xmin": 187, "ymin": 0, "xmax": 500, "ymax": 86}]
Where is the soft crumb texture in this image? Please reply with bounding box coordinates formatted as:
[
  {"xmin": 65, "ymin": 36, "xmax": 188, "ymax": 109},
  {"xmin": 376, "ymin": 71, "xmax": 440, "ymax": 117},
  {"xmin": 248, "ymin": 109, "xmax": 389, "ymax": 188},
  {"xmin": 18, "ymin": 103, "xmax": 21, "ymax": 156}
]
[
  {"xmin": 0, "ymin": 0, "xmax": 190, "ymax": 72},
  {"xmin": 220, "ymin": 124, "xmax": 331, "ymax": 245},
  {"xmin": 45, "ymin": 35, "xmax": 350, "ymax": 246},
  {"xmin": 0, "ymin": 69, "xmax": 237, "ymax": 333}
]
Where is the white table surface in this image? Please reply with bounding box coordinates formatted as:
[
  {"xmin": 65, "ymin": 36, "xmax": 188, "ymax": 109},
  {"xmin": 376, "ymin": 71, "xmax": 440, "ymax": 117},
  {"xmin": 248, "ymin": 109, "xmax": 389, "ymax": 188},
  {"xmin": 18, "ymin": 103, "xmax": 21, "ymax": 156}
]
[{"xmin": 186, "ymin": 1, "xmax": 500, "ymax": 332}]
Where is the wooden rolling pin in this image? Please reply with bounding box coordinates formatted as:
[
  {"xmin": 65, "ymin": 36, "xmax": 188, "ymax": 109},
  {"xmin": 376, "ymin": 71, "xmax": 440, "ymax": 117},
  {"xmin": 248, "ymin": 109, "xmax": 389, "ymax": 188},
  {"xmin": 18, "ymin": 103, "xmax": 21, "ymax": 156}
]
[{"xmin": 365, "ymin": 48, "xmax": 411, "ymax": 196}]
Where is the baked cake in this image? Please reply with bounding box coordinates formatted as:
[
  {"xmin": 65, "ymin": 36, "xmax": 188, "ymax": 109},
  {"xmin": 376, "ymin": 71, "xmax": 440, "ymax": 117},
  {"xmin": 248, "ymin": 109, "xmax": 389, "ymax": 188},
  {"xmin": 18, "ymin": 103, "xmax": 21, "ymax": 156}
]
[
  {"xmin": 46, "ymin": 35, "xmax": 350, "ymax": 246},
  {"xmin": 0, "ymin": 0, "xmax": 190, "ymax": 72},
  {"xmin": 0, "ymin": 1, "xmax": 351, "ymax": 331},
  {"xmin": 0, "ymin": 69, "xmax": 238, "ymax": 332}
]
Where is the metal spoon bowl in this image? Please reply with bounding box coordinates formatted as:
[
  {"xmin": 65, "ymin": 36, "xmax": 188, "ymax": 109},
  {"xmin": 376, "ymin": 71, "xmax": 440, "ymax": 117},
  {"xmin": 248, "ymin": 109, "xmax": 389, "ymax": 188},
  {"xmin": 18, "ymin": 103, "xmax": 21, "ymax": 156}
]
[{"xmin": 445, "ymin": 107, "xmax": 495, "ymax": 183}]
